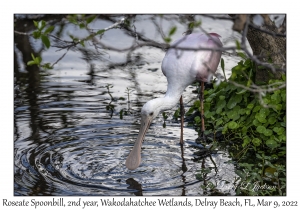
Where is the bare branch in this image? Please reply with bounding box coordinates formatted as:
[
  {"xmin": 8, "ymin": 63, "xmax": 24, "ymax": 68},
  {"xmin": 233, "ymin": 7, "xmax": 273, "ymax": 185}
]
[
  {"xmin": 228, "ymin": 80, "xmax": 286, "ymax": 93},
  {"xmin": 200, "ymin": 14, "xmax": 236, "ymax": 21},
  {"xmin": 249, "ymin": 23, "xmax": 286, "ymax": 37},
  {"xmin": 14, "ymin": 30, "xmax": 30, "ymax": 36},
  {"xmin": 50, "ymin": 48, "xmax": 70, "ymax": 68}
]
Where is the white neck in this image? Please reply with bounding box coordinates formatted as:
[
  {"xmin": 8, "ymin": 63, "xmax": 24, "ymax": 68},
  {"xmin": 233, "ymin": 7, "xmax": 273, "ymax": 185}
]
[
  {"xmin": 144, "ymin": 82, "xmax": 187, "ymax": 116},
  {"xmin": 163, "ymin": 83, "xmax": 186, "ymax": 111}
]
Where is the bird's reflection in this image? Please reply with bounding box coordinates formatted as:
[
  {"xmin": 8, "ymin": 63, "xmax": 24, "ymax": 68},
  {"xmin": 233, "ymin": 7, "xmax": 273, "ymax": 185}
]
[
  {"xmin": 180, "ymin": 143, "xmax": 187, "ymax": 173},
  {"xmin": 126, "ymin": 141, "xmax": 188, "ymax": 196},
  {"xmin": 126, "ymin": 178, "xmax": 143, "ymax": 196},
  {"xmin": 179, "ymin": 143, "xmax": 187, "ymax": 196}
]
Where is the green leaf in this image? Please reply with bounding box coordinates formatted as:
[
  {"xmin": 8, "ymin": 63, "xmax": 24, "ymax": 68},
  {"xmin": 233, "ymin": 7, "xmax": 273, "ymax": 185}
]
[
  {"xmin": 238, "ymin": 109, "xmax": 246, "ymax": 115},
  {"xmin": 164, "ymin": 37, "xmax": 171, "ymax": 43},
  {"xmin": 222, "ymin": 125, "xmax": 228, "ymax": 134},
  {"xmin": 27, "ymin": 60, "xmax": 36, "ymax": 66},
  {"xmin": 247, "ymin": 103, "xmax": 254, "ymax": 109},
  {"xmin": 195, "ymin": 20, "xmax": 202, "ymax": 27},
  {"xmin": 273, "ymin": 127, "xmax": 279, "ymax": 133},
  {"xmin": 33, "ymin": 56, "xmax": 42, "ymax": 65},
  {"xmin": 216, "ymin": 119, "xmax": 223, "ymax": 126},
  {"xmin": 33, "ymin": 31, "xmax": 41, "ymax": 39},
  {"xmin": 228, "ymin": 121, "xmax": 238, "ymax": 129},
  {"xmin": 236, "ymin": 40, "xmax": 241, "ymax": 50},
  {"xmin": 168, "ymin": 26, "xmax": 177, "ymax": 36},
  {"xmin": 68, "ymin": 15, "xmax": 78, "ymax": 25},
  {"xmin": 79, "ymin": 23, "xmax": 85, "ymax": 29},
  {"xmin": 188, "ymin": 22, "xmax": 195, "ymax": 29},
  {"xmin": 41, "ymin": 63, "xmax": 53, "ymax": 69},
  {"xmin": 44, "ymin": 26, "xmax": 55, "ymax": 35},
  {"xmin": 260, "ymin": 108, "xmax": 270, "ymax": 116},
  {"xmin": 233, "ymin": 105, "xmax": 240, "ymax": 112},
  {"xmin": 241, "ymin": 125, "xmax": 248, "ymax": 134},
  {"xmin": 41, "ymin": 35, "xmax": 50, "ymax": 48},
  {"xmin": 194, "ymin": 116, "xmax": 201, "ymax": 123},
  {"xmin": 242, "ymin": 136, "xmax": 251, "ymax": 147},
  {"xmin": 256, "ymin": 125, "xmax": 266, "ymax": 133},
  {"xmin": 268, "ymin": 117, "xmax": 277, "ymax": 124},
  {"xmin": 253, "ymin": 105, "xmax": 261, "ymax": 112},
  {"xmin": 221, "ymin": 58, "xmax": 225, "ymax": 71},
  {"xmin": 263, "ymin": 129, "xmax": 273, "ymax": 136},
  {"xmin": 86, "ymin": 15, "xmax": 96, "ymax": 24},
  {"xmin": 205, "ymin": 111, "xmax": 214, "ymax": 118},
  {"xmin": 220, "ymin": 58, "xmax": 227, "ymax": 81},
  {"xmin": 186, "ymin": 108, "xmax": 194, "ymax": 116},
  {"xmin": 203, "ymin": 102, "xmax": 211, "ymax": 111},
  {"xmin": 194, "ymin": 100, "xmax": 200, "ymax": 107},
  {"xmin": 31, "ymin": 53, "xmax": 36, "ymax": 60},
  {"xmin": 216, "ymin": 107, "xmax": 222, "ymax": 114},
  {"xmin": 262, "ymin": 98, "xmax": 269, "ymax": 104},
  {"xmin": 97, "ymin": 29, "xmax": 105, "ymax": 35},
  {"xmin": 33, "ymin": 20, "xmax": 38, "ymax": 28},
  {"xmin": 206, "ymin": 97, "xmax": 212, "ymax": 103},
  {"xmin": 273, "ymin": 127, "xmax": 285, "ymax": 135},
  {"xmin": 255, "ymin": 112, "xmax": 266, "ymax": 123},
  {"xmin": 275, "ymin": 104, "xmax": 282, "ymax": 111},
  {"xmin": 217, "ymin": 100, "xmax": 226, "ymax": 109},
  {"xmin": 257, "ymin": 118, "xmax": 267, "ymax": 123},
  {"xmin": 80, "ymin": 40, "xmax": 85, "ymax": 47},
  {"xmin": 252, "ymin": 138, "xmax": 261, "ymax": 147},
  {"xmin": 253, "ymin": 119, "xmax": 261, "ymax": 126},
  {"xmin": 266, "ymin": 139, "xmax": 278, "ymax": 149},
  {"xmin": 38, "ymin": 20, "xmax": 46, "ymax": 30},
  {"xmin": 256, "ymin": 153, "xmax": 262, "ymax": 159},
  {"xmin": 219, "ymin": 95, "xmax": 225, "ymax": 100},
  {"xmin": 227, "ymin": 110, "xmax": 240, "ymax": 120},
  {"xmin": 227, "ymin": 94, "xmax": 242, "ymax": 109},
  {"xmin": 237, "ymin": 52, "xmax": 247, "ymax": 60},
  {"xmin": 271, "ymin": 93, "xmax": 281, "ymax": 103}
]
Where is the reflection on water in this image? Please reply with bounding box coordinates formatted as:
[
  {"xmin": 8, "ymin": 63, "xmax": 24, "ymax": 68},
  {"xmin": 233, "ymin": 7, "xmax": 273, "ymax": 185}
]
[{"xmin": 14, "ymin": 14, "xmax": 239, "ymax": 196}]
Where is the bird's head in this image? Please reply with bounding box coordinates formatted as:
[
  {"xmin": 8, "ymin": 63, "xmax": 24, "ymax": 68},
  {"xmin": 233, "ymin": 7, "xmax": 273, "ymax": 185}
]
[
  {"xmin": 125, "ymin": 99, "xmax": 162, "ymax": 170},
  {"xmin": 141, "ymin": 99, "xmax": 161, "ymax": 120}
]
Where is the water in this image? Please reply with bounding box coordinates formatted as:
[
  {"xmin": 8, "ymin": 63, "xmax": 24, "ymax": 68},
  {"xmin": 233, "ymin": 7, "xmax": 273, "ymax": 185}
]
[{"xmin": 14, "ymin": 14, "xmax": 242, "ymax": 196}]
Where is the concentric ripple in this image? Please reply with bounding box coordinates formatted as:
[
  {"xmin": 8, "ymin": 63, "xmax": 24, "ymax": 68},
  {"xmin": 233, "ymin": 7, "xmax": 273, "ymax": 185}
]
[{"xmin": 14, "ymin": 120, "xmax": 236, "ymax": 196}]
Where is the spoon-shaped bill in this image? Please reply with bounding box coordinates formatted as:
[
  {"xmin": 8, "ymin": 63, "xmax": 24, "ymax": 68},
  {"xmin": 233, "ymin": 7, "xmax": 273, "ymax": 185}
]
[{"xmin": 125, "ymin": 115, "xmax": 152, "ymax": 170}]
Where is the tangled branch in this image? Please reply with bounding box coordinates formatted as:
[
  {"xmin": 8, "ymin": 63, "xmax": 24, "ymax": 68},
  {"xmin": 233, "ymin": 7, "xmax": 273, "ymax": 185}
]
[{"xmin": 14, "ymin": 14, "xmax": 286, "ymax": 94}]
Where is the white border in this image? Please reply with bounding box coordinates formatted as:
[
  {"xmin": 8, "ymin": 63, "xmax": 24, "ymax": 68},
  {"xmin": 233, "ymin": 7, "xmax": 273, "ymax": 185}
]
[{"xmin": 2, "ymin": 1, "xmax": 298, "ymax": 209}]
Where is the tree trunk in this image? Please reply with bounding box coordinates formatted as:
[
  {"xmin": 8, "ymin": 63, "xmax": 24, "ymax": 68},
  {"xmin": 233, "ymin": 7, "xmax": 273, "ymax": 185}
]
[{"xmin": 246, "ymin": 15, "xmax": 286, "ymax": 83}]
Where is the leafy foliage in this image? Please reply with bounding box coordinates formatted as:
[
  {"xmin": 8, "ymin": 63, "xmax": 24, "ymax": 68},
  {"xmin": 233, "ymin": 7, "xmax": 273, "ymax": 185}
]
[
  {"xmin": 164, "ymin": 26, "xmax": 177, "ymax": 43},
  {"xmin": 189, "ymin": 58, "xmax": 286, "ymax": 195},
  {"xmin": 27, "ymin": 20, "xmax": 55, "ymax": 69},
  {"xmin": 32, "ymin": 20, "xmax": 54, "ymax": 48},
  {"xmin": 27, "ymin": 16, "xmax": 101, "ymax": 69}
]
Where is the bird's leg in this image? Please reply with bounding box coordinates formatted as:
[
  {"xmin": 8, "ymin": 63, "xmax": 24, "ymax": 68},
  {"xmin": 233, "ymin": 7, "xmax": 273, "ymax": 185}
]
[
  {"xmin": 179, "ymin": 95, "xmax": 184, "ymax": 145},
  {"xmin": 180, "ymin": 143, "xmax": 187, "ymax": 172},
  {"xmin": 200, "ymin": 81, "xmax": 206, "ymax": 140}
]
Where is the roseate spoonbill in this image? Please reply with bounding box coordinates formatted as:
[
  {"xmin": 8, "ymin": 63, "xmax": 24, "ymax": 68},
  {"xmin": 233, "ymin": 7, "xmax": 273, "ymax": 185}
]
[{"xmin": 126, "ymin": 32, "xmax": 222, "ymax": 170}]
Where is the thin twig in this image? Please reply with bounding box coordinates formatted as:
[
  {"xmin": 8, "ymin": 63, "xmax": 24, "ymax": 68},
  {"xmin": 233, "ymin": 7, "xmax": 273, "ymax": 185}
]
[
  {"xmin": 50, "ymin": 47, "xmax": 70, "ymax": 68},
  {"xmin": 228, "ymin": 80, "xmax": 286, "ymax": 93},
  {"xmin": 249, "ymin": 23, "xmax": 286, "ymax": 37}
]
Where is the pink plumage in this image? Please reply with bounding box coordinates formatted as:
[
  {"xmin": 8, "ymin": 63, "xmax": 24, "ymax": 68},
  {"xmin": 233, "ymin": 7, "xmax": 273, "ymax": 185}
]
[{"xmin": 126, "ymin": 33, "xmax": 223, "ymax": 170}]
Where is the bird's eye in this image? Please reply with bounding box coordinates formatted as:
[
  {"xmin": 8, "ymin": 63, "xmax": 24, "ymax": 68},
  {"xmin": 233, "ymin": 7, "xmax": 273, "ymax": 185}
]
[{"xmin": 149, "ymin": 112, "xmax": 154, "ymax": 116}]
